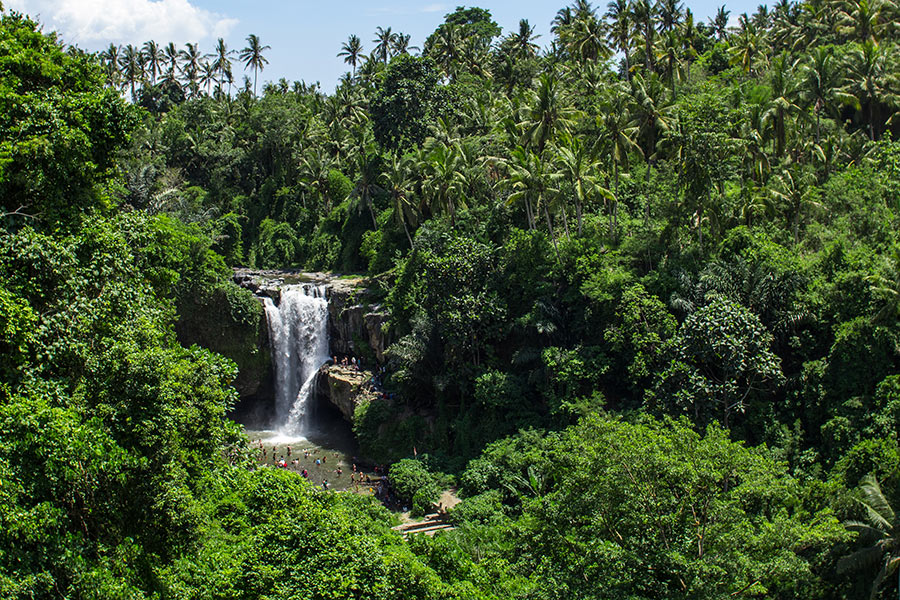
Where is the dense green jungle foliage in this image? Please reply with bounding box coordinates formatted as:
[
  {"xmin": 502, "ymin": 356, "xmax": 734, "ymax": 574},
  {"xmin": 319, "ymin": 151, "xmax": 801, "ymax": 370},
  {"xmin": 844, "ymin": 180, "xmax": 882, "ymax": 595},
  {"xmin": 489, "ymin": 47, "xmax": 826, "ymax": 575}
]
[{"xmin": 1, "ymin": 0, "xmax": 900, "ymax": 597}]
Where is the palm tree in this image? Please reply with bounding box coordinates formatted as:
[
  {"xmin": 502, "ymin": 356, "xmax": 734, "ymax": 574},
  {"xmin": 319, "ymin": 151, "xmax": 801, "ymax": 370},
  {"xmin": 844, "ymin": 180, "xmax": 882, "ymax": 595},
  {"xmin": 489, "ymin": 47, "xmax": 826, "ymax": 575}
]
[
  {"xmin": 605, "ymin": 0, "xmax": 633, "ymax": 81},
  {"xmin": 570, "ymin": 12, "xmax": 610, "ymax": 62},
  {"xmin": 865, "ymin": 245, "xmax": 900, "ymax": 324},
  {"xmin": 179, "ymin": 42, "xmax": 203, "ymax": 97},
  {"xmin": 628, "ymin": 72, "xmax": 674, "ymax": 214},
  {"xmin": 338, "ymin": 34, "xmax": 364, "ymax": 75},
  {"xmin": 657, "ymin": 0, "xmax": 683, "ymax": 32},
  {"xmin": 769, "ymin": 167, "xmax": 820, "ymax": 244},
  {"xmin": 507, "ymin": 19, "xmax": 541, "ymax": 60},
  {"xmin": 428, "ymin": 24, "xmax": 462, "ymax": 80},
  {"xmin": 240, "ymin": 34, "xmax": 271, "ymax": 97},
  {"xmin": 380, "ymin": 153, "xmax": 418, "ymax": 247},
  {"xmin": 199, "ymin": 60, "xmax": 217, "ymax": 96},
  {"xmin": 838, "ymin": 473, "xmax": 899, "ymax": 600},
  {"xmin": 655, "ymin": 30, "xmax": 684, "ymax": 98},
  {"xmin": 711, "ymin": 5, "xmax": 731, "ymax": 40},
  {"xmin": 373, "ymin": 26, "xmax": 395, "ymax": 64},
  {"xmin": 554, "ymin": 133, "xmax": 612, "ymax": 235},
  {"xmin": 798, "ymin": 46, "xmax": 853, "ymax": 145},
  {"xmin": 163, "ymin": 42, "xmax": 179, "ymax": 82},
  {"xmin": 99, "ymin": 43, "xmax": 121, "ymax": 88},
  {"xmin": 520, "ymin": 73, "xmax": 579, "ymax": 154},
  {"xmin": 763, "ymin": 52, "xmax": 802, "ymax": 157},
  {"xmin": 836, "ymin": 0, "xmax": 887, "ymax": 43},
  {"xmin": 141, "ymin": 40, "xmax": 163, "ymax": 85},
  {"xmin": 632, "ymin": 0, "xmax": 659, "ymax": 73},
  {"xmin": 506, "ymin": 146, "xmax": 562, "ymax": 255},
  {"xmin": 419, "ymin": 140, "xmax": 466, "ymax": 228},
  {"xmin": 297, "ymin": 147, "xmax": 335, "ymax": 210},
  {"xmin": 680, "ymin": 9, "xmax": 702, "ymax": 79},
  {"xmin": 596, "ymin": 87, "xmax": 642, "ymax": 241},
  {"xmin": 391, "ymin": 32, "xmax": 418, "ymax": 56},
  {"xmin": 212, "ymin": 38, "xmax": 234, "ymax": 93},
  {"xmin": 752, "ymin": 3, "xmax": 771, "ymax": 28},
  {"xmin": 843, "ymin": 40, "xmax": 900, "ymax": 140},
  {"xmin": 119, "ymin": 44, "xmax": 142, "ymax": 100},
  {"xmin": 349, "ymin": 152, "xmax": 383, "ymax": 228},
  {"xmin": 729, "ymin": 19, "xmax": 765, "ymax": 75}
]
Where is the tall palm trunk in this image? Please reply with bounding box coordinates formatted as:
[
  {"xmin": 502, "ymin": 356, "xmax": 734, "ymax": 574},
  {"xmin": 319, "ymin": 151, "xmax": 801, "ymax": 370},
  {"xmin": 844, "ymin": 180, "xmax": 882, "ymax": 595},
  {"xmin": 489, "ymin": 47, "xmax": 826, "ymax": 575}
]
[
  {"xmin": 576, "ymin": 198, "xmax": 583, "ymax": 236},
  {"xmin": 544, "ymin": 203, "xmax": 561, "ymax": 262}
]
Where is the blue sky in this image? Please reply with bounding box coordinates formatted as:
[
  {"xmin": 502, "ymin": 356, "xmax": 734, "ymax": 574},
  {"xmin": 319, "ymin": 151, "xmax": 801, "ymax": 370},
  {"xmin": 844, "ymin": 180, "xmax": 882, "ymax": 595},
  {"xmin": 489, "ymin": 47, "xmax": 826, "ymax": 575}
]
[{"xmin": 6, "ymin": 0, "xmax": 755, "ymax": 92}]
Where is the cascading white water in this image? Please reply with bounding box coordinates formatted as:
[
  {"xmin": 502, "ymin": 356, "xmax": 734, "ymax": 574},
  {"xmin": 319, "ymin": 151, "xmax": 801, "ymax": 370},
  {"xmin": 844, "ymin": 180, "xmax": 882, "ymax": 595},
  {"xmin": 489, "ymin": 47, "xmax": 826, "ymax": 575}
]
[{"xmin": 263, "ymin": 284, "xmax": 329, "ymax": 436}]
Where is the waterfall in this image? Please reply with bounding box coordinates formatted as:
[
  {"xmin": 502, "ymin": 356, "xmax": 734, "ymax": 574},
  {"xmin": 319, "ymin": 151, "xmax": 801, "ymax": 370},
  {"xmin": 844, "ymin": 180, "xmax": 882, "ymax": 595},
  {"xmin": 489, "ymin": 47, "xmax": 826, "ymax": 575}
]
[{"xmin": 263, "ymin": 284, "xmax": 329, "ymax": 436}]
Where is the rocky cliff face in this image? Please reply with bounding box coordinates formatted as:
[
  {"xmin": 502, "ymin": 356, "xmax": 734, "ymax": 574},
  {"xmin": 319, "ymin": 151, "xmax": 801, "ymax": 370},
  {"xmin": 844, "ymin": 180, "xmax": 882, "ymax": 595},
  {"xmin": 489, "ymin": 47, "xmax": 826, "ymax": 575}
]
[
  {"xmin": 175, "ymin": 284, "xmax": 272, "ymax": 401},
  {"xmin": 315, "ymin": 364, "xmax": 378, "ymax": 423},
  {"xmin": 232, "ymin": 269, "xmax": 390, "ymax": 365},
  {"xmin": 230, "ymin": 269, "xmax": 390, "ymax": 419}
]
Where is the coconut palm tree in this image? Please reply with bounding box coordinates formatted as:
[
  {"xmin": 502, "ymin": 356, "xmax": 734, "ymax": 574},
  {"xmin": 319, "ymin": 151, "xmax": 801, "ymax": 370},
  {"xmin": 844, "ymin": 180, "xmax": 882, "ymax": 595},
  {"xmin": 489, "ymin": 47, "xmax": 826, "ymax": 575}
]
[
  {"xmin": 391, "ymin": 32, "xmax": 418, "ymax": 56},
  {"xmin": 211, "ymin": 38, "xmax": 234, "ymax": 93},
  {"xmin": 418, "ymin": 140, "xmax": 466, "ymax": 228},
  {"xmin": 429, "ymin": 24, "xmax": 464, "ymax": 81},
  {"xmin": 798, "ymin": 46, "xmax": 853, "ymax": 145},
  {"xmin": 380, "ymin": 153, "xmax": 418, "ymax": 247},
  {"xmin": 657, "ymin": 0, "xmax": 683, "ymax": 32},
  {"xmin": 519, "ymin": 72, "xmax": 579, "ymax": 154},
  {"xmin": 763, "ymin": 52, "xmax": 802, "ymax": 157},
  {"xmin": 632, "ymin": 0, "xmax": 658, "ymax": 71},
  {"xmin": 338, "ymin": 34, "xmax": 364, "ymax": 75},
  {"xmin": 655, "ymin": 30, "xmax": 684, "ymax": 98},
  {"xmin": 680, "ymin": 9, "xmax": 702, "ymax": 79},
  {"xmin": 199, "ymin": 60, "xmax": 217, "ymax": 96},
  {"xmin": 711, "ymin": 5, "xmax": 731, "ymax": 40},
  {"xmin": 141, "ymin": 40, "xmax": 163, "ymax": 85},
  {"xmin": 507, "ymin": 19, "xmax": 542, "ymax": 60},
  {"xmin": 179, "ymin": 42, "xmax": 203, "ymax": 97},
  {"xmin": 506, "ymin": 146, "xmax": 563, "ymax": 255},
  {"xmin": 628, "ymin": 72, "xmax": 674, "ymax": 207},
  {"xmin": 836, "ymin": 0, "xmax": 888, "ymax": 43},
  {"xmin": 349, "ymin": 152, "xmax": 383, "ymax": 228},
  {"xmin": 554, "ymin": 133, "xmax": 612, "ymax": 235},
  {"xmin": 163, "ymin": 42, "xmax": 179, "ymax": 82},
  {"xmin": 843, "ymin": 40, "xmax": 900, "ymax": 140},
  {"xmin": 119, "ymin": 44, "xmax": 142, "ymax": 100},
  {"xmin": 570, "ymin": 12, "xmax": 610, "ymax": 62},
  {"xmin": 838, "ymin": 473, "xmax": 899, "ymax": 600},
  {"xmin": 729, "ymin": 18, "xmax": 766, "ymax": 75},
  {"xmin": 99, "ymin": 43, "xmax": 121, "ymax": 88},
  {"xmin": 596, "ymin": 87, "xmax": 642, "ymax": 240},
  {"xmin": 373, "ymin": 26, "xmax": 395, "ymax": 64},
  {"xmin": 769, "ymin": 166, "xmax": 820, "ymax": 244},
  {"xmin": 240, "ymin": 34, "xmax": 271, "ymax": 97},
  {"xmin": 605, "ymin": 0, "xmax": 633, "ymax": 80}
]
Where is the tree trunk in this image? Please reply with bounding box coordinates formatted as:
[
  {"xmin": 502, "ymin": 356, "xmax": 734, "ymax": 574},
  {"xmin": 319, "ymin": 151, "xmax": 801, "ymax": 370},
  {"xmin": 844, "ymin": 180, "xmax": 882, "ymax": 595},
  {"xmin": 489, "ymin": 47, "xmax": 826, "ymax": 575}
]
[
  {"xmin": 611, "ymin": 161, "xmax": 620, "ymax": 243},
  {"xmin": 576, "ymin": 197, "xmax": 583, "ymax": 236},
  {"xmin": 402, "ymin": 216, "xmax": 414, "ymax": 248},
  {"xmin": 869, "ymin": 101, "xmax": 876, "ymax": 141},
  {"xmin": 368, "ymin": 200, "xmax": 377, "ymax": 229},
  {"xmin": 545, "ymin": 204, "xmax": 561, "ymax": 262}
]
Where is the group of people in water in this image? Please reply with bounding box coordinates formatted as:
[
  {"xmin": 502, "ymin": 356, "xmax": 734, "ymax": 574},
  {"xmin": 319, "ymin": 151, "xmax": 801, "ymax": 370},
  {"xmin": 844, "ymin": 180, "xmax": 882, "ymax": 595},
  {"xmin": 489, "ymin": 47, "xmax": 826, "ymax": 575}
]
[{"xmin": 254, "ymin": 439, "xmax": 384, "ymax": 494}]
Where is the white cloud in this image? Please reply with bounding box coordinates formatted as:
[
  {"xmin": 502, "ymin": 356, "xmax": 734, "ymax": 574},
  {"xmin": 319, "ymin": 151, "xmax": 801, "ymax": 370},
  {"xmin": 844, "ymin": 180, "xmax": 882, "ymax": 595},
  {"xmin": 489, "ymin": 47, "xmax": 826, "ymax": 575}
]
[
  {"xmin": 420, "ymin": 4, "xmax": 446, "ymax": 13},
  {"xmin": 8, "ymin": 0, "xmax": 237, "ymax": 45}
]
